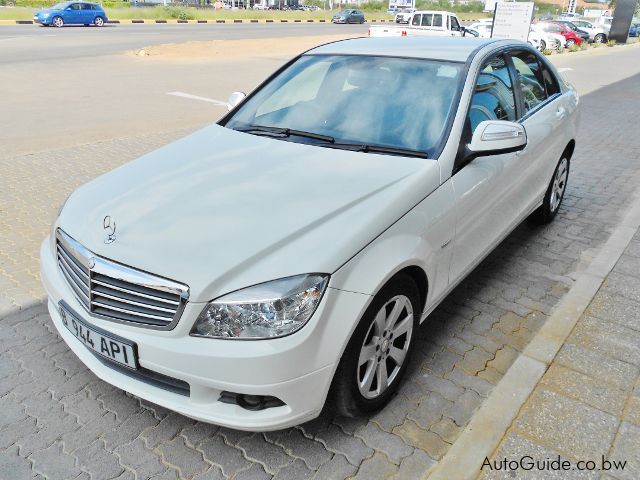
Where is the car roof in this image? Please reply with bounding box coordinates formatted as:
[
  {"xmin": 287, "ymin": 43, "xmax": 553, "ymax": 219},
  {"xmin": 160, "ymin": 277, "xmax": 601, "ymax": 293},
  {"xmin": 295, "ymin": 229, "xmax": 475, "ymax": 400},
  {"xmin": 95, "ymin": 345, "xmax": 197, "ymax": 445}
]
[{"xmin": 306, "ymin": 37, "xmax": 505, "ymax": 63}]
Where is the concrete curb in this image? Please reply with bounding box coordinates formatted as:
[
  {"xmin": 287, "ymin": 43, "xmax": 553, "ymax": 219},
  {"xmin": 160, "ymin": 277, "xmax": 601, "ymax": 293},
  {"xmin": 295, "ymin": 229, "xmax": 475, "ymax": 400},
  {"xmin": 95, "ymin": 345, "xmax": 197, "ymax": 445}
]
[{"xmin": 424, "ymin": 188, "xmax": 640, "ymax": 480}]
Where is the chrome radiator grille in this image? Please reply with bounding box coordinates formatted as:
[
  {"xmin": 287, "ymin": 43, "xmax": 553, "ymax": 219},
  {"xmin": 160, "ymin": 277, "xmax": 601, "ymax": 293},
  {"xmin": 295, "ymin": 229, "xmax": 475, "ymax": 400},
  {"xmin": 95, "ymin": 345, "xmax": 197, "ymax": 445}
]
[{"xmin": 56, "ymin": 229, "xmax": 189, "ymax": 329}]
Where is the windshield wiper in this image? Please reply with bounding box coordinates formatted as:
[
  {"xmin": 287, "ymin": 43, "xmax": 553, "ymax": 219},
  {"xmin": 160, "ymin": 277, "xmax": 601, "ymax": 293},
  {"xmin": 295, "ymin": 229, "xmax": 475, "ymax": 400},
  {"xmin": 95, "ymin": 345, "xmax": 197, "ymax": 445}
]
[
  {"xmin": 235, "ymin": 125, "xmax": 428, "ymax": 158},
  {"xmin": 234, "ymin": 125, "xmax": 335, "ymax": 142},
  {"xmin": 321, "ymin": 142, "xmax": 429, "ymax": 159}
]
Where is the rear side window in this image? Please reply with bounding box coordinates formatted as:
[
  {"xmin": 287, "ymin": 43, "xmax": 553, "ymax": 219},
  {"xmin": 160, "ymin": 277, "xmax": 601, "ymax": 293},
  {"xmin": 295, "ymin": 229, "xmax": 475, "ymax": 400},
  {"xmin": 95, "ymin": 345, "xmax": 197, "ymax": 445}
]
[
  {"xmin": 510, "ymin": 51, "xmax": 559, "ymax": 115},
  {"xmin": 421, "ymin": 14, "xmax": 433, "ymax": 26},
  {"xmin": 433, "ymin": 14, "xmax": 443, "ymax": 27},
  {"xmin": 468, "ymin": 55, "xmax": 516, "ymax": 134},
  {"xmin": 81, "ymin": 3, "xmax": 92, "ymax": 9}
]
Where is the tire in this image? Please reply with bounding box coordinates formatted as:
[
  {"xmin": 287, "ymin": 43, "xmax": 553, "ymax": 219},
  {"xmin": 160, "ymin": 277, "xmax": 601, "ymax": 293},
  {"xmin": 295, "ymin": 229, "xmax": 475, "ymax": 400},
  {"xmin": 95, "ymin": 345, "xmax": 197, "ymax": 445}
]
[
  {"xmin": 52, "ymin": 16, "xmax": 64, "ymax": 28},
  {"xmin": 594, "ymin": 33, "xmax": 606, "ymax": 43},
  {"xmin": 94, "ymin": 16, "xmax": 104, "ymax": 27},
  {"xmin": 540, "ymin": 40, "xmax": 546, "ymax": 51},
  {"xmin": 566, "ymin": 38, "xmax": 576, "ymax": 47},
  {"xmin": 531, "ymin": 156, "xmax": 570, "ymax": 224},
  {"xmin": 329, "ymin": 273, "xmax": 420, "ymax": 417}
]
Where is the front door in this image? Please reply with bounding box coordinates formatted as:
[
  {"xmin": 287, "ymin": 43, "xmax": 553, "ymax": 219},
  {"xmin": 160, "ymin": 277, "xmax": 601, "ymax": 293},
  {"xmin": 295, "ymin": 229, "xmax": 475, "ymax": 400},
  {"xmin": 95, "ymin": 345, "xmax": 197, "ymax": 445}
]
[{"xmin": 448, "ymin": 53, "xmax": 529, "ymax": 284}]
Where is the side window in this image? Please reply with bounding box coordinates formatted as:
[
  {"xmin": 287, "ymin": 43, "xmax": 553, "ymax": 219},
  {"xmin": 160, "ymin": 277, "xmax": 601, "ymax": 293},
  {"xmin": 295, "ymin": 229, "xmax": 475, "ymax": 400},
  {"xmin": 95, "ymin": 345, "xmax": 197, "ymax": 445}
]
[
  {"xmin": 451, "ymin": 16, "xmax": 460, "ymax": 31},
  {"xmin": 510, "ymin": 51, "xmax": 549, "ymax": 114},
  {"xmin": 539, "ymin": 61, "xmax": 560, "ymax": 97},
  {"xmin": 69, "ymin": 3, "xmax": 81, "ymax": 9},
  {"xmin": 412, "ymin": 14, "xmax": 421, "ymax": 26},
  {"xmin": 468, "ymin": 55, "xmax": 516, "ymax": 134},
  {"xmin": 433, "ymin": 14, "xmax": 443, "ymax": 27},
  {"xmin": 81, "ymin": 3, "xmax": 92, "ymax": 9},
  {"xmin": 421, "ymin": 14, "xmax": 433, "ymax": 26}
]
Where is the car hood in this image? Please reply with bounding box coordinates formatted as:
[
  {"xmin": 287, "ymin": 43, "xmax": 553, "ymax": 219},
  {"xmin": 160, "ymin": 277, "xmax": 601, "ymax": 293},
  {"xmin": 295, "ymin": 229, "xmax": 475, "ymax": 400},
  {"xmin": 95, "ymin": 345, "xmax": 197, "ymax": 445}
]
[{"xmin": 58, "ymin": 124, "xmax": 440, "ymax": 302}]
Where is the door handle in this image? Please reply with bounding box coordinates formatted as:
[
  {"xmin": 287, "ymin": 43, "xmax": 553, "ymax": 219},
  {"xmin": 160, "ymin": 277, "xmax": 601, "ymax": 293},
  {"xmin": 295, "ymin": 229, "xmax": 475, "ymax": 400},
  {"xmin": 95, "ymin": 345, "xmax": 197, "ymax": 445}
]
[{"xmin": 556, "ymin": 107, "xmax": 566, "ymax": 117}]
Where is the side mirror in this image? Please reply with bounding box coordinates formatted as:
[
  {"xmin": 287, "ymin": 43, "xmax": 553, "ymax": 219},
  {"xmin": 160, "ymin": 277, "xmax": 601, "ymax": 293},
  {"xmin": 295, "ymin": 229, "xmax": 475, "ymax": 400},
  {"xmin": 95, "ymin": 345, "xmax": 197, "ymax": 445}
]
[
  {"xmin": 227, "ymin": 91, "xmax": 246, "ymax": 111},
  {"xmin": 468, "ymin": 120, "xmax": 527, "ymax": 157}
]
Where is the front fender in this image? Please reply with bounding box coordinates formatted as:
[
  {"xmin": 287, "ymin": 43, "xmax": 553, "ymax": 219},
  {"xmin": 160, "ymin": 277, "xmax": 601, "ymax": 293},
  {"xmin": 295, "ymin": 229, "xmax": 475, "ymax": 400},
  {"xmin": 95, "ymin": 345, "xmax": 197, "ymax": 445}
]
[{"xmin": 330, "ymin": 179, "xmax": 457, "ymax": 316}]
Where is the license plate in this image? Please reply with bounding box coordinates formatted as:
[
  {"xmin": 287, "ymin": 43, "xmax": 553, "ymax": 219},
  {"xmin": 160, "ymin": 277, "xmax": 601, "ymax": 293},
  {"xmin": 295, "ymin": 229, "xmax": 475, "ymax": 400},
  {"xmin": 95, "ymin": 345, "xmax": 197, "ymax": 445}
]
[{"xmin": 59, "ymin": 302, "xmax": 138, "ymax": 370}]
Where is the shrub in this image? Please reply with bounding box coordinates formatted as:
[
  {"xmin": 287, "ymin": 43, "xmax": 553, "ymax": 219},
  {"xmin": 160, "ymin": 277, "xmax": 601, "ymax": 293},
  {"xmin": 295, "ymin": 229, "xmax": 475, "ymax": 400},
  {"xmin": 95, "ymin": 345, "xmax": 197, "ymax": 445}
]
[
  {"xmin": 163, "ymin": 5, "xmax": 193, "ymax": 20},
  {"xmin": 542, "ymin": 49, "xmax": 553, "ymax": 55},
  {"xmin": 607, "ymin": 39, "xmax": 616, "ymax": 47},
  {"xmin": 568, "ymin": 43, "xmax": 580, "ymax": 52}
]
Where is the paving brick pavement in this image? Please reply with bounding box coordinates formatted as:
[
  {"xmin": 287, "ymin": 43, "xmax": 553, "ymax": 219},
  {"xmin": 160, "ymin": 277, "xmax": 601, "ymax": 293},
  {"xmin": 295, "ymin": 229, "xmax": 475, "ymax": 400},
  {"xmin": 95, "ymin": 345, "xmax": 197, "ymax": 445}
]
[
  {"xmin": 2, "ymin": 73, "xmax": 640, "ymax": 479},
  {"xmin": 480, "ymin": 229, "xmax": 640, "ymax": 480}
]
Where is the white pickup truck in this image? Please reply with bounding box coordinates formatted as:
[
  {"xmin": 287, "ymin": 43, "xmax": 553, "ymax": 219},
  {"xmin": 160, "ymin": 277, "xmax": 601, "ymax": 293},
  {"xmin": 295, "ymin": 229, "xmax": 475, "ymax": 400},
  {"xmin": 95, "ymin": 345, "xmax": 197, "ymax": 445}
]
[{"xmin": 370, "ymin": 11, "xmax": 464, "ymax": 37}]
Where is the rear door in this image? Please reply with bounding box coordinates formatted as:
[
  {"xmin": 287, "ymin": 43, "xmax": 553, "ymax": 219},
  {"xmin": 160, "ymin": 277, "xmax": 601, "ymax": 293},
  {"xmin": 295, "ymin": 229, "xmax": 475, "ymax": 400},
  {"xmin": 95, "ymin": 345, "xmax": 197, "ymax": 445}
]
[
  {"xmin": 80, "ymin": 3, "xmax": 94, "ymax": 24},
  {"xmin": 507, "ymin": 49, "xmax": 566, "ymax": 209},
  {"xmin": 431, "ymin": 13, "xmax": 446, "ymax": 35}
]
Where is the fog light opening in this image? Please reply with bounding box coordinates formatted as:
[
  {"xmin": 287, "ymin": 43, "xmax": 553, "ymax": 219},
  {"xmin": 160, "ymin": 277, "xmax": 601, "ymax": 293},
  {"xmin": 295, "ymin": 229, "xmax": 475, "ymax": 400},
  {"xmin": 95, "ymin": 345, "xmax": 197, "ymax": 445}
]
[{"xmin": 219, "ymin": 391, "xmax": 286, "ymax": 411}]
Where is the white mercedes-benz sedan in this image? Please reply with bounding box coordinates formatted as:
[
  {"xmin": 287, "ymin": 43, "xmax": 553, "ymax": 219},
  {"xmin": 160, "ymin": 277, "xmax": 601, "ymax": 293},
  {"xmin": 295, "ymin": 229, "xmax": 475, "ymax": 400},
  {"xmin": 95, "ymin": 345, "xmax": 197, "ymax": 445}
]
[{"xmin": 41, "ymin": 37, "xmax": 578, "ymax": 431}]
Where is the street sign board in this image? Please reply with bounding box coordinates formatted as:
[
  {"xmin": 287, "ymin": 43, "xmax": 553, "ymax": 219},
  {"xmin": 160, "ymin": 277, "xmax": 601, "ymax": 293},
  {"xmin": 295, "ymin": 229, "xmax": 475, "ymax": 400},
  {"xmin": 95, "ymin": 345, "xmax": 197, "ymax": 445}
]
[{"xmin": 491, "ymin": 1, "xmax": 534, "ymax": 42}]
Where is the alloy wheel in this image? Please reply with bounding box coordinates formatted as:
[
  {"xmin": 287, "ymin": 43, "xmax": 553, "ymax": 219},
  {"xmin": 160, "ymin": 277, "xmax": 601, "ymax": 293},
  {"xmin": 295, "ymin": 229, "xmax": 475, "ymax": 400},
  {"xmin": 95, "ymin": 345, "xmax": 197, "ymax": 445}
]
[
  {"xmin": 95, "ymin": 17, "xmax": 104, "ymax": 27},
  {"xmin": 550, "ymin": 158, "xmax": 568, "ymax": 212},
  {"xmin": 53, "ymin": 17, "xmax": 63, "ymax": 27},
  {"xmin": 357, "ymin": 295, "xmax": 414, "ymax": 399}
]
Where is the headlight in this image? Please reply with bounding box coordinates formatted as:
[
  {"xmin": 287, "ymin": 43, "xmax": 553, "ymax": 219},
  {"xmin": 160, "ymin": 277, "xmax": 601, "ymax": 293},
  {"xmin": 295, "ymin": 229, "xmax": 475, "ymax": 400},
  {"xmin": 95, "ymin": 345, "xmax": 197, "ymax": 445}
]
[{"xmin": 191, "ymin": 274, "xmax": 329, "ymax": 339}]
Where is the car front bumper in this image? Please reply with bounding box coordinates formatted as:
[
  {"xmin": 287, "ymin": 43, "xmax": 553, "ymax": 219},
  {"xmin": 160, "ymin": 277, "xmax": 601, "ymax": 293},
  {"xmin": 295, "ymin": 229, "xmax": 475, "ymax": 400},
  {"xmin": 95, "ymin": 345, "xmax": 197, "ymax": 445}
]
[{"xmin": 40, "ymin": 236, "xmax": 371, "ymax": 430}]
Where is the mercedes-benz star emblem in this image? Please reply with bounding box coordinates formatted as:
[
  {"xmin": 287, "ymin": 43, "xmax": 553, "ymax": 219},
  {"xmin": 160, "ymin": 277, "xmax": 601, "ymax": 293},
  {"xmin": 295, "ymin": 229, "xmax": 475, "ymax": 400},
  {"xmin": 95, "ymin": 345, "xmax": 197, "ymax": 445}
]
[
  {"xmin": 87, "ymin": 257, "xmax": 96, "ymax": 269},
  {"xmin": 103, "ymin": 215, "xmax": 116, "ymax": 244}
]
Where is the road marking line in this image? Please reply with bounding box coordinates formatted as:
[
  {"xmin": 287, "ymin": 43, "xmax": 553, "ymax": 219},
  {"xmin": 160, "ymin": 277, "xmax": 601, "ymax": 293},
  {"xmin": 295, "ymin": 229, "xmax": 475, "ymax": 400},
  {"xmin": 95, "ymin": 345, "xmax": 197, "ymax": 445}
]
[
  {"xmin": 558, "ymin": 67, "xmax": 573, "ymax": 72},
  {"xmin": 167, "ymin": 91, "xmax": 228, "ymax": 107}
]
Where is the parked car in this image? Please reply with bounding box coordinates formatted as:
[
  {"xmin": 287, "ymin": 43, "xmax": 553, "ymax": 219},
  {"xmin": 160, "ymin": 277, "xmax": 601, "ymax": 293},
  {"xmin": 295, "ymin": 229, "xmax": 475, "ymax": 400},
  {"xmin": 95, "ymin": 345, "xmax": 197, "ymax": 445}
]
[
  {"xmin": 554, "ymin": 20, "xmax": 590, "ymax": 42},
  {"xmin": 332, "ymin": 9, "xmax": 365, "ymax": 24},
  {"xmin": 252, "ymin": 3, "xmax": 267, "ymax": 10},
  {"xmin": 395, "ymin": 8, "xmax": 415, "ymax": 24},
  {"xmin": 466, "ymin": 22, "xmax": 492, "ymax": 38},
  {"xmin": 629, "ymin": 23, "xmax": 640, "ymax": 37},
  {"xmin": 43, "ymin": 37, "xmax": 578, "ymax": 430},
  {"xmin": 558, "ymin": 11, "xmax": 580, "ymax": 20},
  {"xmin": 538, "ymin": 21, "xmax": 583, "ymax": 47},
  {"xmin": 33, "ymin": 1, "xmax": 107, "ymax": 27},
  {"xmin": 370, "ymin": 11, "xmax": 463, "ymax": 37},
  {"xmin": 571, "ymin": 19, "xmax": 608, "ymax": 43},
  {"xmin": 530, "ymin": 24, "xmax": 563, "ymax": 50}
]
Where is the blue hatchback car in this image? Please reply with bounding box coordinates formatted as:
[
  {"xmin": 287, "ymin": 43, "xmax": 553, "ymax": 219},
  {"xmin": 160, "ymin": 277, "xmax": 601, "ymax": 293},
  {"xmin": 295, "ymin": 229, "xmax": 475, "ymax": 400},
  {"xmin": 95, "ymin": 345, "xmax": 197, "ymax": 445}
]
[{"xmin": 34, "ymin": 2, "xmax": 108, "ymax": 27}]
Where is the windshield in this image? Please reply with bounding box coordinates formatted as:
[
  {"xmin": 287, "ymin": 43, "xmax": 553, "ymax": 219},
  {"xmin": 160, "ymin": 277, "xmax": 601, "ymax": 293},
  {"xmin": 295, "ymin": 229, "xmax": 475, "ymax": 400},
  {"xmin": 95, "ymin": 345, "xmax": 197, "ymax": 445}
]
[
  {"xmin": 224, "ymin": 54, "xmax": 463, "ymax": 157},
  {"xmin": 52, "ymin": 2, "xmax": 69, "ymax": 8}
]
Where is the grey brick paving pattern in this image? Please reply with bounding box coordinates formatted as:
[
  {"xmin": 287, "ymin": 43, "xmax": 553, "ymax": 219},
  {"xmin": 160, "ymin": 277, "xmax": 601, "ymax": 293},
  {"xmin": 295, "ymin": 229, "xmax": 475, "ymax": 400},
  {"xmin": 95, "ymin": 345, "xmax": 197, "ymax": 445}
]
[
  {"xmin": 2, "ymin": 74, "xmax": 640, "ymax": 479},
  {"xmin": 480, "ymin": 225, "xmax": 640, "ymax": 480}
]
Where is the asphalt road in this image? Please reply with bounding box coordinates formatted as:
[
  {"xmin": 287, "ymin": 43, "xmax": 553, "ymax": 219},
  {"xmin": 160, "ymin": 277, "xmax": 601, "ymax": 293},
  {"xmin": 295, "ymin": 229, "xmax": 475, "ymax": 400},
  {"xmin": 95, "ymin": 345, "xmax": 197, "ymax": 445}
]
[{"xmin": 0, "ymin": 23, "xmax": 368, "ymax": 64}]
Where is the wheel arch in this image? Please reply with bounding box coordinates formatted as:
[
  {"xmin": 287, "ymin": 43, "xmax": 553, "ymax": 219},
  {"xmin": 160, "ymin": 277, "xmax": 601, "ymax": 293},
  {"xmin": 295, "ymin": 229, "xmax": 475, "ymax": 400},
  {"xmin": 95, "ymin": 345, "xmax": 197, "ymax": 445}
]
[
  {"xmin": 395, "ymin": 265, "xmax": 429, "ymax": 315},
  {"xmin": 562, "ymin": 139, "xmax": 576, "ymax": 160}
]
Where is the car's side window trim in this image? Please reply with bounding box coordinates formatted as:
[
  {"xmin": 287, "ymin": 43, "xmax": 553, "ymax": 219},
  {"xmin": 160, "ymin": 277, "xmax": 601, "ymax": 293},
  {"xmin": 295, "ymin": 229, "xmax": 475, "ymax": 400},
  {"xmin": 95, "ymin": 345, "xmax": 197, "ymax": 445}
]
[
  {"xmin": 505, "ymin": 48, "xmax": 563, "ymax": 122},
  {"xmin": 452, "ymin": 48, "xmax": 520, "ymax": 175}
]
